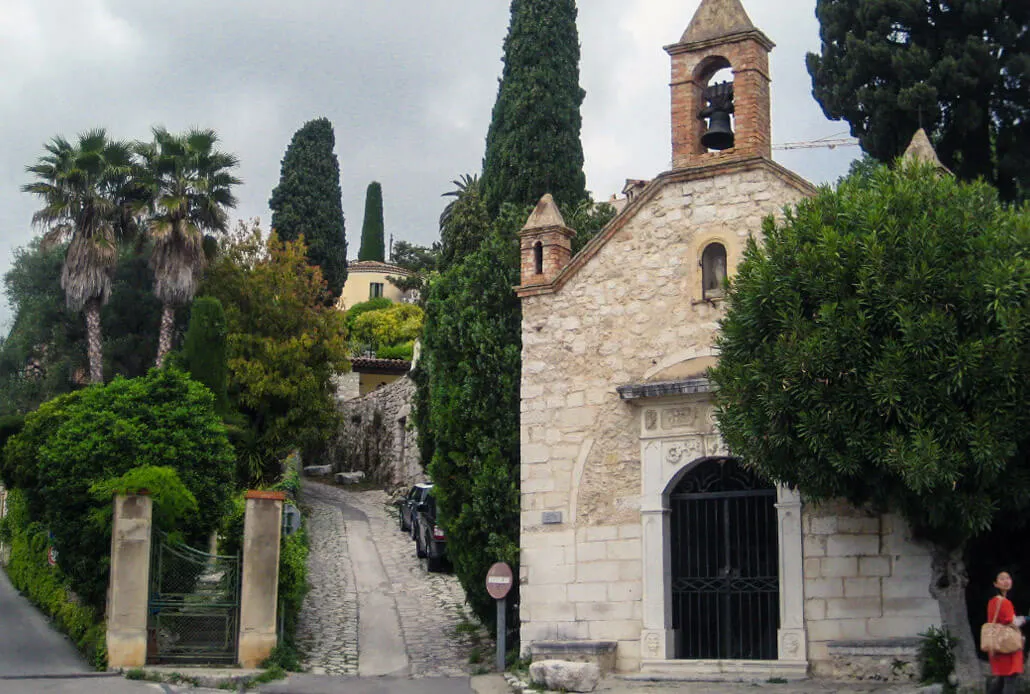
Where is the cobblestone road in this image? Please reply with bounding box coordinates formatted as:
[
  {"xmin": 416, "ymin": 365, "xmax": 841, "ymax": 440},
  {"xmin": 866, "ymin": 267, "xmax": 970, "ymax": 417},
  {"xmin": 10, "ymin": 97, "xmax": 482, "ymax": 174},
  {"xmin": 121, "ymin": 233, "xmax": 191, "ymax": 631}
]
[{"xmin": 296, "ymin": 480, "xmax": 491, "ymax": 678}]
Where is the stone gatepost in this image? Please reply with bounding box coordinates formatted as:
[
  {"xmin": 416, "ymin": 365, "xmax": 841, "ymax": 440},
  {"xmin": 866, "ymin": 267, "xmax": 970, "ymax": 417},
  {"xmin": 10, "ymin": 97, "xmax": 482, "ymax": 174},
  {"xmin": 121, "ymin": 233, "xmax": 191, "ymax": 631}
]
[
  {"xmin": 238, "ymin": 490, "xmax": 284, "ymax": 668},
  {"xmin": 106, "ymin": 493, "xmax": 153, "ymax": 669}
]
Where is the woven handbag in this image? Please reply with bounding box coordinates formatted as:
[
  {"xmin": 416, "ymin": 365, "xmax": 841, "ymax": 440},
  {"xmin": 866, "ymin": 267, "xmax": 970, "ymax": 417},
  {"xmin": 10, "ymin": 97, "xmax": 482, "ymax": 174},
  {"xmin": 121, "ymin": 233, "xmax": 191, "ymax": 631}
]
[{"xmin": 981, "ymin": 598, "xmax": 1025, "ymax": 654}]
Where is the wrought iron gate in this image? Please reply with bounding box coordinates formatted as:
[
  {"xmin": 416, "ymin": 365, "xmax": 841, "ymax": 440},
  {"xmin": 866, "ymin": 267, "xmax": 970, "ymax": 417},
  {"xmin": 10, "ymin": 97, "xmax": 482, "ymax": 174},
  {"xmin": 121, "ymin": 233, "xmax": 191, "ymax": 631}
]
[
  {"xmin": 147, "ymin": 534, "xmax": 240, "ymax": 664},
  {"xmin": 670, "ymin": 458, "xmax": 778, "ymax": 660}
]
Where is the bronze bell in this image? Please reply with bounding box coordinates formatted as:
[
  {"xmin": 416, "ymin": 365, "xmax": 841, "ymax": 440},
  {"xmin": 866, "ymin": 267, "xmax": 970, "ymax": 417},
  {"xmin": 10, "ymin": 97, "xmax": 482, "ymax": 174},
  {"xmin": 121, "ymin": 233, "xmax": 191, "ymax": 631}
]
[{"xmin": 699, "ymin": 81, "xmax": 735, "ymax": 151}]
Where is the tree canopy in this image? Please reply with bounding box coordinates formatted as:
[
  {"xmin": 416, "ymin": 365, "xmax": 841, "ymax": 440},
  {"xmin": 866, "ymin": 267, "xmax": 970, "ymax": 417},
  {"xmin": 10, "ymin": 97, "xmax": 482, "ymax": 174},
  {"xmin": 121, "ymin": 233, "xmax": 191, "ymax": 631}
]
[
  {"xmin": 480, "ymin": 0, "xmax": 588, "ymax": 215},
  {"xmin": 710, "ymin": 162, "xmax": 1030, "ymax": 687},
  {"xmin": 807, "ymin": 0, "xmax": 1030, "ymax": 202},
  {"xmin": 269, "ymin": 118, "xmax": 348, "ymax": 297},
  {"xmin": 358, "ymin": 181, "xmax": 385, "ymax": 262},
  {"xmin": 202, "ymin": 226, "xmax": 348, "ymax": 484}
]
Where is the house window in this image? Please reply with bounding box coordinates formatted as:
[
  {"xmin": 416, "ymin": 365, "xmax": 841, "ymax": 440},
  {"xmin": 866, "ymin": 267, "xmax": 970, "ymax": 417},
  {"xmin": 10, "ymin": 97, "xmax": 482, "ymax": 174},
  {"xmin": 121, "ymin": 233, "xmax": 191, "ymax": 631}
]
[
  {"xmin": 701, "ymin": 242, "xmax": 727, "ymax": 300},
  {"xmin": 370, "ymin": 282, "xmax": 384, "ymax": 298},
  {"xmin": 534, "ymin": 242, "xmax": 544, "ymax": 275}
]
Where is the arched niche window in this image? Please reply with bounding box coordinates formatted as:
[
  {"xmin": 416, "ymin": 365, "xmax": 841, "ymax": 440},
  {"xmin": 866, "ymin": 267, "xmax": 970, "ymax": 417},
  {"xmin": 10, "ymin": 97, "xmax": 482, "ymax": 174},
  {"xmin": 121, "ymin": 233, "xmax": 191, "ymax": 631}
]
[
  {"xmin": 701, "ymin": 242, "xmax": 727, "ymax": 300},
  {"xmin": 534, "ymin": 241, "xmax": 544, "ymax": 275}
]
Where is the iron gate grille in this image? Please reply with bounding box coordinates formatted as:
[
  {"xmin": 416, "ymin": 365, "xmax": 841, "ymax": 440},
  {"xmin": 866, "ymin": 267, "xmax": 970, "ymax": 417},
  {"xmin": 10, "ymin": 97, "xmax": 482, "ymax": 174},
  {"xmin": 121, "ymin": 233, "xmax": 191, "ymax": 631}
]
[
  {"xmin": 147, "ymin": 535, "xmax": 240, "ymax": 664},
  {"xmin": 670, "ymin": 458, "xmax": 779, "ymax": 661}
]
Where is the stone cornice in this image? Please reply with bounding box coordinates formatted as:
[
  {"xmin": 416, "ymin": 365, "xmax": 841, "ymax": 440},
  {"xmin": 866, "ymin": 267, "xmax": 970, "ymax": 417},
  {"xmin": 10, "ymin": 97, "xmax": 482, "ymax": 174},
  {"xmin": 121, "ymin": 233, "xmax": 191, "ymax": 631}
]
[
  {"xmin": 617, "ymin": 377, "xmax": 716, "ymax": 401},
  {"xmin": 664, "ymin": 29, "xmax": 775, "ymax": 57}
]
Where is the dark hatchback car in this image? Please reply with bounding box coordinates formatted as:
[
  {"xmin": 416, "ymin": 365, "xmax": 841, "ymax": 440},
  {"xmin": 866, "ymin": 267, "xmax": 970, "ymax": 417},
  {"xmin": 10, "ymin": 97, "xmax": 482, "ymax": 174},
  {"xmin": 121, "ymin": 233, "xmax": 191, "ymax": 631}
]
[
  {"xmin": 399, "ymin": 483, "xmax": 432, "ymax": 536},
  {"xmin": 414, "ymin": 490, "xmax": 447, "ymax": 572}
]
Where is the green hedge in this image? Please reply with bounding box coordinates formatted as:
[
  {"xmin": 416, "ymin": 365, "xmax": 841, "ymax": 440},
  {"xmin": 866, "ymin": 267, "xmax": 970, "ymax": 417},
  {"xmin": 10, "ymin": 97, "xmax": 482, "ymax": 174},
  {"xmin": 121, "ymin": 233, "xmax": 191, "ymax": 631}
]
[
  {"xmin": 1, "ymin": 368, "xmax": 235, "ymax": 609},
  {"xmin": 0, "ymin": 489, "xmax": 106, "ymax": 668}
]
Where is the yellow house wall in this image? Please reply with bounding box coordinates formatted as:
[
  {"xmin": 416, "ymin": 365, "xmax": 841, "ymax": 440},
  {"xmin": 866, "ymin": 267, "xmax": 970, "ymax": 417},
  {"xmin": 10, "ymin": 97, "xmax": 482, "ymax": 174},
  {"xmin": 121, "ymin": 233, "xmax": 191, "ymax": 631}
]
[
  {"xmin": 338, "ymin": 270, "xmax": 407, "ymax": 310},
  {"xmin": 359, "ymin": 372, "xmax": 404, "ymax": 397}
]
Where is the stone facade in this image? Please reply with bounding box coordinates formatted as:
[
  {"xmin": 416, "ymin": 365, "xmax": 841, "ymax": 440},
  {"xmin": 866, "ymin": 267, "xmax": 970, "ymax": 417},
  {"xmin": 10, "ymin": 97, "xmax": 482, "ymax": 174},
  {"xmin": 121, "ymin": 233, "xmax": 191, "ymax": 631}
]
[
  {"xmin": 516, "ymin": 0, "xmax": 942, "ymax": 680},
  {"xmin": 334, "ymin": 375, "xmax": 423, "ymax": 487},
  {"xmin": 803, "ymin": 502, "xmax": 938, "ymax": 677}
]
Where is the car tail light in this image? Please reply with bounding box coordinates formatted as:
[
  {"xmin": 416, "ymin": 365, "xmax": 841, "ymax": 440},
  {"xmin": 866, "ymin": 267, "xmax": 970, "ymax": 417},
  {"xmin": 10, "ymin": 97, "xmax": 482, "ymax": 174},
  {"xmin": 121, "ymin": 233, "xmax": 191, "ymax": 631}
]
[{"xmin": 432, "ymin": 525, "xmax": 446, "ymax": 540}]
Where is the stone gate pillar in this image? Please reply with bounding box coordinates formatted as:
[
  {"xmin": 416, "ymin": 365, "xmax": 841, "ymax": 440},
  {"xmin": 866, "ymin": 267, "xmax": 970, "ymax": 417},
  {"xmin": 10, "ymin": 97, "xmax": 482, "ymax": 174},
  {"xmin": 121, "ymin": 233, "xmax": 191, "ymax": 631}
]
[
  {"xmin": 238, "ymin": 490, "xmax": 284, "ymax": 668},
  {"xmin": 106, "ymin": 493, "xmax": 153, "ymax": 669}
]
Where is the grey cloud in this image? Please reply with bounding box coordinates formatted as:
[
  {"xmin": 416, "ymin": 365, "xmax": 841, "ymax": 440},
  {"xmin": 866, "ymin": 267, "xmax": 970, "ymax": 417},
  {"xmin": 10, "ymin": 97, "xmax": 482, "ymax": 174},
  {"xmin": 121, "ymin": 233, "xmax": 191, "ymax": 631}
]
[{"xmin": 1, "ymin": 0, "xmax": 856, "ymax": 330}]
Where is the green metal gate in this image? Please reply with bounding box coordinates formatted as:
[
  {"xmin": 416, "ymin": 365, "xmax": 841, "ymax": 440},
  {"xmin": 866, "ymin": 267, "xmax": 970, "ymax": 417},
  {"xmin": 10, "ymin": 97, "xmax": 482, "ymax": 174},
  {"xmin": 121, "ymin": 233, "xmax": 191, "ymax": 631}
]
[{"xmin": 147, "ymin": 534, "xmax": 241, "ymax": 664}]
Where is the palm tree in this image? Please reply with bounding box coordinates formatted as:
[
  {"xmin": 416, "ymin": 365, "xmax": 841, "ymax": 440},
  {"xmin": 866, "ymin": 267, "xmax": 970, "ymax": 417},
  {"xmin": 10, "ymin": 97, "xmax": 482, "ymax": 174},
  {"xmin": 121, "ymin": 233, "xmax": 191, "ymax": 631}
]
[
  {"xmin": 22, "ymin": 129, "xmax": 137, "ymax": 384},
  {"xmin": 136, "ymin": 127, "xmax": 240, "ymax": 366}
]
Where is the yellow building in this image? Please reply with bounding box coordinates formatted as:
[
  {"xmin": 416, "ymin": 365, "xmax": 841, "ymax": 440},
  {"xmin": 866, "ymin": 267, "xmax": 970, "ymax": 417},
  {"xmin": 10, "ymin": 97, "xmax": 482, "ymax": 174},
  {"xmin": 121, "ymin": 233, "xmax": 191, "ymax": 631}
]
[{"xmin": 336, "ymin": 260, "xmax": 416, "ymax": 311}]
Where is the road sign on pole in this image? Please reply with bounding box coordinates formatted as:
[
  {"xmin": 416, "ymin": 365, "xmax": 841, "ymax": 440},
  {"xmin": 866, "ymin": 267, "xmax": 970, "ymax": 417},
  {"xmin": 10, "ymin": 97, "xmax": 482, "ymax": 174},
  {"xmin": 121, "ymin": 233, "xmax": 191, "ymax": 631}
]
[{"xmin": 486, "ymin": 562, "xmax": 514, "ymax": 672}]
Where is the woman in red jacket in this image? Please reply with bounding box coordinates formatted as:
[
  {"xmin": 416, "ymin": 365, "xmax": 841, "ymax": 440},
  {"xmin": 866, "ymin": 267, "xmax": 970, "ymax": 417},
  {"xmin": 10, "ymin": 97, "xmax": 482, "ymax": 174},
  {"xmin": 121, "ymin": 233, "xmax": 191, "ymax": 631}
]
[{"xmin": 988, "ymin": 571, "xmax": 1025, "ymax": 694}]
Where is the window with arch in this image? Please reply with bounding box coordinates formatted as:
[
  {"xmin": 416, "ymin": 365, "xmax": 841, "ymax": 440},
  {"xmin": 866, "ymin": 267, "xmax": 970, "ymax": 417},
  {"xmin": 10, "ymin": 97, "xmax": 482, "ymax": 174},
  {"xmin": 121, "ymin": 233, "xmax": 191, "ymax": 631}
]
[
  {"xmin": 701, "ymin": 242, "xmax": 727, "ymax": 300},
  {"xmin": 533, "ymin": 241, "xmax": 544, "ymax": 275}
]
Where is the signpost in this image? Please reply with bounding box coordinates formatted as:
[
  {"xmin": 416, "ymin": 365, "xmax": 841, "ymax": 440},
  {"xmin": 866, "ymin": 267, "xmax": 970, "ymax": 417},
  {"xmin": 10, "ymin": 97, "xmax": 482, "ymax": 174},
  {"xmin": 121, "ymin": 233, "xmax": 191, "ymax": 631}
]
[{"xmin": 485, "ymin": 562, "xmax": 514, "ymax": 673}]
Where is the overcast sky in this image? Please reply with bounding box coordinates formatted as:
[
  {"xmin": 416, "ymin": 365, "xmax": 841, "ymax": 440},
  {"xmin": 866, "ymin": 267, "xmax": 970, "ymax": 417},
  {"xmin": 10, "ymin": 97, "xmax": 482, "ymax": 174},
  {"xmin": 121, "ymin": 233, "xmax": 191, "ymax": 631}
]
[{"xmin": 0, "ymin": 0, "xmax": 859, "ymax": 331}]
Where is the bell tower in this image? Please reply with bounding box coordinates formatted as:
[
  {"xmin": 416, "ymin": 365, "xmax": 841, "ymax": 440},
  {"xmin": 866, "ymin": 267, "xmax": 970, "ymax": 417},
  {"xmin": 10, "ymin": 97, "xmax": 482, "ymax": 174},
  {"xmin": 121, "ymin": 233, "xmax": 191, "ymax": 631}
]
[{"xmin": 665, "ymin": 0, "xmax": 774, "ymax": 169}]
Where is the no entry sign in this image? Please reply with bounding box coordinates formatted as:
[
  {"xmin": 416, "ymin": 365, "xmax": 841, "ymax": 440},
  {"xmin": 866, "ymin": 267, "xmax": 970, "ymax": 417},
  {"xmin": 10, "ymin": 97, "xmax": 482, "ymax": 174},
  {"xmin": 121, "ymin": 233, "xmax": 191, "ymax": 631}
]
[{"xmin": 486, "ymin": 562, "xmax": 513, "ymax": 600}]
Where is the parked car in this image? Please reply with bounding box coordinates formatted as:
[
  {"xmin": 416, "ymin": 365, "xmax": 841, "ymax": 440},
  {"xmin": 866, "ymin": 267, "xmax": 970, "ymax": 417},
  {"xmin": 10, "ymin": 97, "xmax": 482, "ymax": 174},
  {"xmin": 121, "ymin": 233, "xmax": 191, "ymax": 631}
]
[
  {"xmin": 414, "ymin": 490, "xmax": 447, "ymax": 572},
  {"xmin": 399, "ymin": 483, "xmax": 432, "ymax": 535}
]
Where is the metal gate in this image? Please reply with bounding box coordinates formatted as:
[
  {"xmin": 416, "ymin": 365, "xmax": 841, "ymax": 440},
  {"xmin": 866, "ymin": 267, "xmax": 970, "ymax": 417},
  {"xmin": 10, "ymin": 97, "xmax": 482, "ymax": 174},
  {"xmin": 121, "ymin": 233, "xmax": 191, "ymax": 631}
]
[
  {"xmin": 147, "ymin": 534, "xmax": 240, "ymax": 664},
  {"xmin": 670, "ymin": 458, "xmax": 778, "ymax": 660}
]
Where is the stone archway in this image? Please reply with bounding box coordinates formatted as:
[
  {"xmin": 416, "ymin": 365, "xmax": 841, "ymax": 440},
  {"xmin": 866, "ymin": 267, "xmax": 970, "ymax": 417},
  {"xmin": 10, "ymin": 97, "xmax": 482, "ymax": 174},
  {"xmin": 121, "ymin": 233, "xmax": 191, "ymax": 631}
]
[{"xmin": 635, "ymin": 398, "xmax": 806, "ymax": 676}]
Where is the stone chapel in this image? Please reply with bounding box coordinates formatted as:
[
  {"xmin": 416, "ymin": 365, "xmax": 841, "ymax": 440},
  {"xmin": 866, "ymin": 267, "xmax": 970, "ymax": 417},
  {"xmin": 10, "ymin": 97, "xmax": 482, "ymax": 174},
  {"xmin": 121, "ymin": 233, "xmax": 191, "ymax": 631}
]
[{"xmin": 516, "ymin": 0, "xmax": 944, "ymax": 680}]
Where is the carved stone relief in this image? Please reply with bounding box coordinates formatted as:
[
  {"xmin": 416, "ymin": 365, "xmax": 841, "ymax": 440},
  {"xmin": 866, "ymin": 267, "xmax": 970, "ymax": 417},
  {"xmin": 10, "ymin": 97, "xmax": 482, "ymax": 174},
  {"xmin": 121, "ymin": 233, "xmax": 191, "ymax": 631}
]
[
  {"xmin": 665, "ymin": 437, "xmax": 704, "ymax": 465},
  {"xmin": 645, "ymin": 410, "xmax": 658, "ymax": 431}
]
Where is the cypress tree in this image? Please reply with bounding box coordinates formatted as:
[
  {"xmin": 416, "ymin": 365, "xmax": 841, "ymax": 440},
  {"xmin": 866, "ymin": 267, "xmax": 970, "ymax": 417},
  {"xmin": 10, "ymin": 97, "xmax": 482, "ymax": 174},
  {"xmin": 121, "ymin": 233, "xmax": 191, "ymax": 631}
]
[
  {"xmin": 358, "ymin": 181, "xmax": 385, "ymax": 262},
  {"xmin": 180, "ymin": 296, "xmax": 229, "ymax": 415},
  {"xmin": 480, "ymin": 0, "xmax": 588, "ymax": 215},
  {"xmin": 269, "ymin": 118, "xmax": 348, "ymax": 297},
  {"xmin": 807, "ymin": 0, "xmax": 1030, "ymax": 202}
]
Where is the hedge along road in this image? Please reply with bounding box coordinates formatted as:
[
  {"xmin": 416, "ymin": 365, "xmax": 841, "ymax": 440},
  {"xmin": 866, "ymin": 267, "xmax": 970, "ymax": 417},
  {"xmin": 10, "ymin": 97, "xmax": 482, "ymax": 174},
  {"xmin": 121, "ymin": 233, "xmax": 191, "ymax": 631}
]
[{"xmin": 0, "ymin": 569, "xmax": 164, "ymax": 693}]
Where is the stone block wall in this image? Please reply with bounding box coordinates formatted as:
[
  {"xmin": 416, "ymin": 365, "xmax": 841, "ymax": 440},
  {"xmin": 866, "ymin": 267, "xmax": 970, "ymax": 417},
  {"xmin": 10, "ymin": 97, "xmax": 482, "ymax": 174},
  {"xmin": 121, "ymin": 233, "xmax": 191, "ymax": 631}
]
[
  {"xmin": 333, "ymin": 375, "xmax": 423, "ymax": 487},
  {"xmin": 802, "ymin": 501, "xmax": 940, "ymax": 676}
]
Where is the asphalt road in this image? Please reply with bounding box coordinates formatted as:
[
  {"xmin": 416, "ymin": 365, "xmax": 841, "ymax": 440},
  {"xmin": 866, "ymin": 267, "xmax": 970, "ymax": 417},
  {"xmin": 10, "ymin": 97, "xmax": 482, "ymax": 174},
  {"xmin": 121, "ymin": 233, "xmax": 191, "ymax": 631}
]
[{"xmin": 0, "ymin": 569, "xmax": 167, "ymax": 693}]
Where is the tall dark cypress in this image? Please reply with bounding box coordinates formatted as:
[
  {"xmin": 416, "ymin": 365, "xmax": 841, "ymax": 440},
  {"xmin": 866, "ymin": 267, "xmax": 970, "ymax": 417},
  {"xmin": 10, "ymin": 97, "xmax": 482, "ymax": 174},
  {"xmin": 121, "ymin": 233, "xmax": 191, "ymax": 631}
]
[
  {"xmin": 480, "ymin": 0, "xmax": 588, "ymax": 215},
  {"xmin": 269, "ymin": 118, "xmax": 348, "ymax": 297},
  {"xmin": 807, "ymin": 0, "xmax": 1030, "ymax": 202},
  {"xmin": 358, "ymin": 181, "xmax": 385, "ymax": 262}
]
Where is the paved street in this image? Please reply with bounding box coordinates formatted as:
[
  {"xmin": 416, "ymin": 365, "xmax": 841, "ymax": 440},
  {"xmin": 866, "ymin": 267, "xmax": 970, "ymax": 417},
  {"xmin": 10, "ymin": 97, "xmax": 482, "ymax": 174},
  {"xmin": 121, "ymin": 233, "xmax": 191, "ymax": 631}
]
[
  {"xmin": 295, "ymin": 480, "xmax": 490, "ymax": 679},
  {"xmin": 0, "ymin": 569, "xmax": 163, "ymax": 693}
]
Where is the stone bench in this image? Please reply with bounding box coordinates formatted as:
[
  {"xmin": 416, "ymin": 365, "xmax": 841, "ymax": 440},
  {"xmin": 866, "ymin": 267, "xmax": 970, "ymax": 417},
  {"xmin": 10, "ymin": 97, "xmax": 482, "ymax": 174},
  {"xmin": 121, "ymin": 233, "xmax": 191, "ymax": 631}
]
[
  {"xmin": 828, "ymin": 638, "xmax": 921, "ymax": 682},
  {"xmin": 529, "ymin": 641, "xmax": 617, "ymax": 676}
]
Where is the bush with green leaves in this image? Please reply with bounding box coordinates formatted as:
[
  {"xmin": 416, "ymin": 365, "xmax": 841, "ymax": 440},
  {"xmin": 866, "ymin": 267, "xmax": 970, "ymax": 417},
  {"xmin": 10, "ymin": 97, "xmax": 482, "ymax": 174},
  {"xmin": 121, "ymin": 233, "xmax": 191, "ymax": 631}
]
[
  {"xmin": 711, "ymin": 162, "xmax": 1030, "ymax": 688},
  {"xmin": 178, "ymin": 296, "xmax": 230, "ymax": 415},
  {"xmin": 918, "ymin": 626, "xmax": 957, "ymax": 688},
  {"xmin": 350, "ymin": 304, "xmax": 423, "ymax": 355},
  {"xmin": 1, "ymin": 367, "xmax": 235, "ymax": 608}
]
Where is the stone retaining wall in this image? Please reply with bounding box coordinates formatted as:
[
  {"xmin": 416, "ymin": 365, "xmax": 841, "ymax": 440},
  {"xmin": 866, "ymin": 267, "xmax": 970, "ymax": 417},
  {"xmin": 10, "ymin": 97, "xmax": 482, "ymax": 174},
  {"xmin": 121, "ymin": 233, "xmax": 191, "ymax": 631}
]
[{"xmin": 333, "ymin": 376, "xmax": 422, "ymax": 486}]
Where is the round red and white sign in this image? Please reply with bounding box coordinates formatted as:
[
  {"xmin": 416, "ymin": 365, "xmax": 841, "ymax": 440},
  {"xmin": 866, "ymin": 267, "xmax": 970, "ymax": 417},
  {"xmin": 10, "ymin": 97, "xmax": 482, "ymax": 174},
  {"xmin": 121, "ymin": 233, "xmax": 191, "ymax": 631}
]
[{"xmin": 485, "ymin": 562, "xmax": 514, "ymax": 600}]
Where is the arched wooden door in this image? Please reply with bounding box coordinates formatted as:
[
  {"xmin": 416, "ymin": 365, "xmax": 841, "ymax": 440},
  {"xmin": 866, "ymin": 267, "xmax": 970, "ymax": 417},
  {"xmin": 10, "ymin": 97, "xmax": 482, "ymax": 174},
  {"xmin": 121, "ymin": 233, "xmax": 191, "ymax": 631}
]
[{"xmin": 669, "ymin": 458, "xmax": 779, "ymax": 660}]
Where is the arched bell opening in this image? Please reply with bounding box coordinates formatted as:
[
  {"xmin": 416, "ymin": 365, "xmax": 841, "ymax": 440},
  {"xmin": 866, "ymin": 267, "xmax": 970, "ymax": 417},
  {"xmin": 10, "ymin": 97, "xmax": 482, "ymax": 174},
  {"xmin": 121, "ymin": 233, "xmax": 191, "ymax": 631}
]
[
  {"xmin": 667, "ymin": 457, "xmax": 779, "ymax": 660},
  {"xmin": 694, "ymin": 57, "xmax": 736, "ymax": 152}
]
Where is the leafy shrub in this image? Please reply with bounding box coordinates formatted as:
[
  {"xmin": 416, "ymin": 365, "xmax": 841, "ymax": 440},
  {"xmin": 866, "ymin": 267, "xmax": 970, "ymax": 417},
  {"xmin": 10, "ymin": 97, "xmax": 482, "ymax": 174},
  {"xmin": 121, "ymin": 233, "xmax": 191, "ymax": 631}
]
[
  {"xmin": 376, "ymin": 341, "xmax": 415, "ymax": 360},
  {"xmin": 2, "ymin": 367, "xmax": 235, "ymax": 608},
  {"xmin": 350, "ymin": 303, "xmax": 423, "ymax": 352},
  {"xmin": 343, "ymin": 297, "xmax": 392, "ymax": 332},
  {"xmin": 1, "ymin": 489, "xmax": 107, "ymax": 668},
  {"xmin": 90, "ymin": 466, "xmax": 198, "ymax": 532},
  {"xmin": 919, "ymin": 626, "xmax": 957, "ymax": 687}
]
